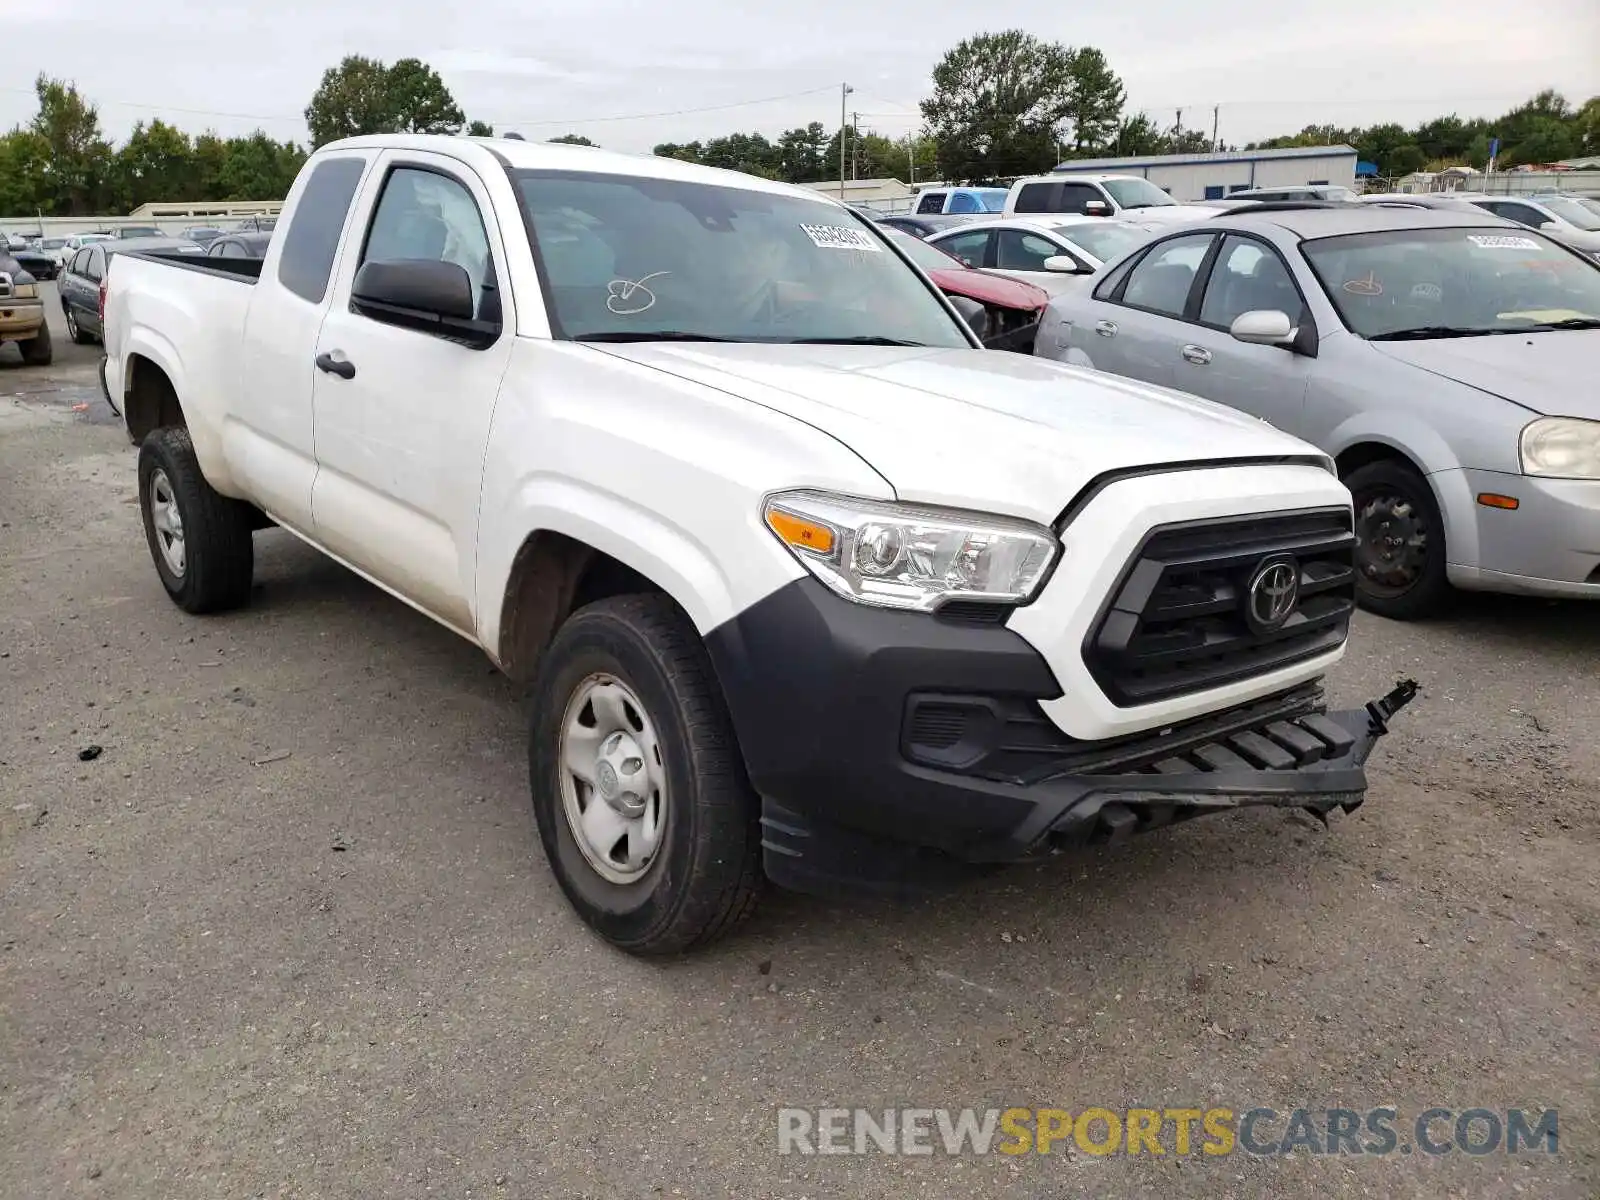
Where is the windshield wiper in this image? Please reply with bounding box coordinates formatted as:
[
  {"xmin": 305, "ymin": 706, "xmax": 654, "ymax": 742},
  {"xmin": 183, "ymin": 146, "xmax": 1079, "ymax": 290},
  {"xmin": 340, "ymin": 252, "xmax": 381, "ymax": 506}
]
[
  {"xmin": 1368, "ymin": 326, "xmax": 1507, "ymax": 341},
  {"xmin": 785, "ymin": 335, "xmax": 928, "ymax": 347},
  {"xmin": 575, "ymin": 331, "xmax": 734, "ymax": 343},
  {"xmin": 1519, "ymin": 317, "xmax": 1600, "ymax": 332}
]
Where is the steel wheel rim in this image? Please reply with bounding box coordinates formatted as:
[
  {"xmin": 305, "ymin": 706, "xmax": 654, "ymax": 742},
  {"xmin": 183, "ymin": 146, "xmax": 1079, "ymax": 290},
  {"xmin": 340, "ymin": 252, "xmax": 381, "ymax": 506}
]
[
  {"xmin": 1355, "ymin": 490, "xmax": 1427, "ymax": 597},
  {"xmin": 557, "ymin": 673, "xmax": 667, "ymax": 885},
  {"xmin": 148, "ymin": 468, "xmax": 186, "ymax": 577},
  {"xmin": 65, "ymin": 309, "xmax": 78, "ymax": 338}
]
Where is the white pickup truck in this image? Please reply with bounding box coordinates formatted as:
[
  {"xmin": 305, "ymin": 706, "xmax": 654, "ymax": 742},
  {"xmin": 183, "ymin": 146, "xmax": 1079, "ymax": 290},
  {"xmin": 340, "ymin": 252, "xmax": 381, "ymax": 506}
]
[{"xmin": 102, "ymin": 134, "xmax": 1413, "ymax": 955}]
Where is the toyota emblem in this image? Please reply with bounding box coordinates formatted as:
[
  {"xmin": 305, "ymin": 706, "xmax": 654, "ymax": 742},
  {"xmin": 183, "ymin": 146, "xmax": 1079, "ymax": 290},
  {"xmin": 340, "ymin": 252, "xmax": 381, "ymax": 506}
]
[{"xmin": 1245, "ymin": 557, "xmax": 1300, "ymax": 632}]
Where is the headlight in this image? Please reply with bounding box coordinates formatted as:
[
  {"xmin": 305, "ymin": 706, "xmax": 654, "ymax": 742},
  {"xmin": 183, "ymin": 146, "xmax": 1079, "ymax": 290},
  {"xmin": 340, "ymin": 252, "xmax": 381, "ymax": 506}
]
[
  {"xmin": 12, "ymin": 282, "xmax": 37, "ymax": 299},
  {"xmin": 762, "ymin": 489, "xmax": 1059, "ymax": 611},
  {"xmin": 1520, "ymin": 416, "xmax": 1600, "ymax": 479}
]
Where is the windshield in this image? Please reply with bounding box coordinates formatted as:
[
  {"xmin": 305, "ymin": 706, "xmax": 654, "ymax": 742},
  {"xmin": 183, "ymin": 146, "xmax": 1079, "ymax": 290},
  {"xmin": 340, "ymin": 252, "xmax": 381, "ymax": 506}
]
[
  {"xmin": 882, "ymin": 227, "xmax": 964, "ymax": 272},
  {"xmin": 1053, "ymin": 221, "xmax": 1152, "ymax": 264},
  {"xmin": 1101, "ymin": 178, "xmax": 1178, "ymax": 210},
  {"xmin": 972, "ymin": 189, "xmax": 1008, "ymax": 213},
  {"xmin": 1536, "ymin": 197, "xmax": 1600, "ymax": 231},
  {"xmin": 118, "ymin": 227, "xmax": 162, "ymax": 238},
  {"xmin": 514, "ymin": 170, "xmax": 971, "ymax": 347},
  {"xmin": 41, "ymin": 238, "xmax": 66, "ymax": 249},
  {"xmin": 1302, "ymin": 226, "xmax": 1600, "ymax": 339}
]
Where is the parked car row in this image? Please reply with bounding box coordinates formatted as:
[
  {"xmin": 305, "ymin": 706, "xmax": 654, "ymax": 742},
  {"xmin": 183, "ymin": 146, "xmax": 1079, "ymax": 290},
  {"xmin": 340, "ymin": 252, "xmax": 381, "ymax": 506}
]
[
  {"xmin": 1360, "ymin": 191, "xmax": 1600, "ymax": 259},
  {"xmin": 1035, "ymin": 202, "xmax": 1600, "ymax": 615}
]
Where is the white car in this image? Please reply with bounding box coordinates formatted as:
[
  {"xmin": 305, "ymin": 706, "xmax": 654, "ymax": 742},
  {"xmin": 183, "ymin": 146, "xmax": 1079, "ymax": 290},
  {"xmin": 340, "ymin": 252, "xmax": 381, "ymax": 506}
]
[
  {"xmin": 53, "ymin": 232, "xmax": 114, "ymax": 268},
  {"xmin": 926, "ymin": 216, "xmax": 1163, "ymax": 294},
  {"xmin": 1003, "ymin": 173, "xmax": 1223, "ymax": 223},
  {"xmin": 103, "ymin": 133, "xmax": 1410, "ymax": 954}
]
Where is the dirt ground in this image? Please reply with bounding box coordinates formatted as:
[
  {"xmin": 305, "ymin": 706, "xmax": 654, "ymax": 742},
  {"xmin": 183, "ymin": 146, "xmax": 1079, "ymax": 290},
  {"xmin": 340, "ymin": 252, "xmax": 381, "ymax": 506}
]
[{"xmin": 2, "ymin": 289, "xmax": 1596, "ymax": 1198}]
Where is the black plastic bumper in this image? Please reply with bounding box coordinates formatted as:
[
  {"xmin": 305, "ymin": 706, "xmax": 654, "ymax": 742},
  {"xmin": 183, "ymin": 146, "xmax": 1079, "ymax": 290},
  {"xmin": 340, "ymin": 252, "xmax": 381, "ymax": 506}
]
[{"xmin": 704, "ymin": 577, "xmax": 1416, "ymax": 899}]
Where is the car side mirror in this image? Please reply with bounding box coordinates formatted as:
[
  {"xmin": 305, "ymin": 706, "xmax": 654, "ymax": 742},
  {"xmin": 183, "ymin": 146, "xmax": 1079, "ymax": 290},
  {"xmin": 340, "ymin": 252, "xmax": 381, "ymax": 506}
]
[
  {"xmin": 1083, "ymin": 200, "xmax": 1111, "ymax": 216},
  {"xmin": 351, "ymin": 259, "xmax": 499, "ymax": 348},
  {"xmin": 947, "ymin": 293, "xmax": 989, "ymax": 342},
  {"xmin": 1230, "ymin": 309, "xmax": 1296, "ymax": 346},
  {"xmin": 1043, "ymin": 255, "xmax": 1085, "ymax": 274}
]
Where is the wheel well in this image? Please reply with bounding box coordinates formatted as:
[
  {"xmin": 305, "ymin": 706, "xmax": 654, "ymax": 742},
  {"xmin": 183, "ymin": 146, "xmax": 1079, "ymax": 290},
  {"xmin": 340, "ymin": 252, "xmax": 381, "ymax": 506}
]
[
  {"xmin": 497, "ymin": 532, "xmax": 661, "ymax": 683},
  {"xmin": 124, "ymin": 355, "xmax": 185, "ymax": 444},
  {"xmin": 1334, "ymin": 442, "xmax": 1417, "ymax": 480}
]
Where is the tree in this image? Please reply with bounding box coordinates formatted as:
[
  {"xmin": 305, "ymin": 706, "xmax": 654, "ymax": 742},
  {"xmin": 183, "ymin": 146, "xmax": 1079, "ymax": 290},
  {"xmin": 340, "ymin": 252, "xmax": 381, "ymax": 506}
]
[
  {"xmin": 652, "ymin": 141, "xmax": 703, "ymax": 163},
  {"xmin": 697, "ymin": 132, "xmax": 781, "ymax": 177},
  {"xmin": 1112, "ymin": 113, "xmax": 1164, "ymax": 156},
  {"xmin": 1502, "ymin": 117, "xmax": 1578, "ymax": 166},
  {"xmin": 30, "ymin": 75, "xmax": 113, "ymax": 214},
  {"xmin": 384, "ymin": 58, "xmax": 464, "ymax": 136},
  {"xmin": 1384, "ymin": 144, "xmax": 1427, "ymax": 177},
  {"xmin": 548, "ymin": 134, "xmax": 596, "ymax": 146},
  {"xmin": 215, "ymin": 132, "xmax": 305, "ymax": 199},
  {"xmin": 1576, "ymin": 97, "xmax": 1600, "ymax": 154},
  {"xmin": 921, "ymin": 31, "xmax": 1122, "ymax": 183},
  {"xmin": 776, "ymin": 122, "xmax": 828, "ymax": 182},
  {"xmin": 304, "ymin": 55, "xmax": 463, "ymax": 146},
  {"xmin": 466, "ymin": 119, "xmax": 495, "ymax": 137},
  {"xmin": 1166, "ymin": 126, "xmax": 1212, "ymax": 154},
  {"xmin": 115, "ymin": 120, "xmax": 197, "ymax": 209},
  {"xmin": 0, "ymin": 129, "xmax": 51, "ymax": 213},
  {"xmin": 1058, "ymin": 47, "xmax": 1124, "ymax": 154}
]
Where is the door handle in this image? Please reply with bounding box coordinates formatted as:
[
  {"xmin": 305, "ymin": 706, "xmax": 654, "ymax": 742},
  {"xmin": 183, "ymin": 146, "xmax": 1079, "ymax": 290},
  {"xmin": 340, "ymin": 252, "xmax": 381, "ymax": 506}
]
[
  {"xmin": 1180, "ymin": 344, "xmax": 1212, "ymax": 365},
  {"xmin": 315, "ymin": 352, "xmax": 356, "ymax": 380},
  {"xmin": 1094, "ymin": 320, "xmax": 1118, "ymax": 338}
]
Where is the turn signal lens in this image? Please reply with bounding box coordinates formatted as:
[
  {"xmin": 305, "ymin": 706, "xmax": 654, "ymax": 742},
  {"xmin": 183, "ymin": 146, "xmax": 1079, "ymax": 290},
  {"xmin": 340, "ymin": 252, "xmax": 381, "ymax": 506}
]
[
  {"xmin": 1476, "ymin": 493, "xmax": 1519, "ymax": 510},
  {"xmin": 765, "ymin": 508, "xmax": 836, "ymax": 555}
]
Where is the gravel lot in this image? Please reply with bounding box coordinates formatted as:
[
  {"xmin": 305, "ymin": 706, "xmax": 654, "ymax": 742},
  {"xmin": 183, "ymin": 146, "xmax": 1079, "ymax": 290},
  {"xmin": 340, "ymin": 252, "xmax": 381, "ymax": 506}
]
[{"xmin": 3, "ymin": 284, "xmax": 1596, "ymax": 1198}]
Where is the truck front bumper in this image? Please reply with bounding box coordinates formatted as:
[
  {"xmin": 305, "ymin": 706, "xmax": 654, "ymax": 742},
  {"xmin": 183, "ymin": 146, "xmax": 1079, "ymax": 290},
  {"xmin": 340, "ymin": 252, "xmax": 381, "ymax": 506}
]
[
  {"xmin": 706, "ymin": 577, "xmax": 1415, "ymax": 899},
  {"xmin": 0, "ymin": 300, "xmax": 45, "ymax": 338}
]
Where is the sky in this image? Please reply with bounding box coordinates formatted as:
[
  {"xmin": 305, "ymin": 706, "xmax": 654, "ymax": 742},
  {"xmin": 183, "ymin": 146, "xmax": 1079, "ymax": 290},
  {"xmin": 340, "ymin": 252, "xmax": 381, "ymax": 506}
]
[{"xmin": 4, "ymin": 0, "xmax": 1596, "ymax": 160}]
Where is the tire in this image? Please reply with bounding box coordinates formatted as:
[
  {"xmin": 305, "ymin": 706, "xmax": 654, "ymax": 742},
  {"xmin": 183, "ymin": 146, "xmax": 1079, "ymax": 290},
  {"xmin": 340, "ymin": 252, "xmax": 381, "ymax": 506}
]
[
  {"xmin": 137, "ymin": 427, "xmax": 255, "ymax": 614},
  {"xmin": 1343, "ymin": 458, "xmax": 1450, "ymax": 620},
  {"xmin": 529, "ymin": 593, "xmax": 762, "ymax": 955},
  {"xmin": 65, "ymin": 306, "xmax": 92, "ymax": 346},
  {"xmin": 18, "ymin": 322, "xmax": 51, "ymax": 366}
]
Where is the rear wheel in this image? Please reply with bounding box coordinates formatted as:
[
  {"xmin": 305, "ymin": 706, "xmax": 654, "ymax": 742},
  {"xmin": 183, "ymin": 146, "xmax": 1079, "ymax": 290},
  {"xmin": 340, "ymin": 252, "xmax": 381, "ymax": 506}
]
[
  {"xmin": 64, "ymin": 306, "xmax": 92, "ymax": 345},
  {"xmin": 1343, "ymin": 458, "xmax": 1450, "ymax": 619},
  {"xmin": 137, "ymin": 427, "xmax": 255, "ymax": 614},
  {"xmin": 529, "ymin": 593, "xmax": 762, "ymax": 955},
  {"xmin": 18, "ymin": 323, "xmax": 51, "ymax": 366}
]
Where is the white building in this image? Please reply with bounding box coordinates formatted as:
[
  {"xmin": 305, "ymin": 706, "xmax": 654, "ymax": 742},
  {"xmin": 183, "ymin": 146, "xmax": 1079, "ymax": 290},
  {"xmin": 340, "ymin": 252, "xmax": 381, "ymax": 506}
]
[
  {"xmin": 1051, "ymin": 146, "xmax": 1358, "ymax": 203},
  {"xmin": 802, "ymin": 178, "xmax": 913, "ymax": 210}
]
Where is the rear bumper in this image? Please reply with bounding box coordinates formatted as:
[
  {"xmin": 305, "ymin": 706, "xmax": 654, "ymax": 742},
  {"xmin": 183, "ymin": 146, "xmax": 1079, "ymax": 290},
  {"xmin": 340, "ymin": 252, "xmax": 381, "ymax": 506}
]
[
  {"xmin": 706, "ymin": 576, "xmax": 1414, "ymax": 899},
  {"xmin": 0, "ymin": 301, "xmax": 45, "ymax": 337}
]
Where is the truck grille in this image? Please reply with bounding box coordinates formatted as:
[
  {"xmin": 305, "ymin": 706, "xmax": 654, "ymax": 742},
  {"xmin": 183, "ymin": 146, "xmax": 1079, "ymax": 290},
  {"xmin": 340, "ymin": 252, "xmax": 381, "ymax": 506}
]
[{"xmin": 1085, "ymin": 508, "xmax": 1355, "ymax": 706}]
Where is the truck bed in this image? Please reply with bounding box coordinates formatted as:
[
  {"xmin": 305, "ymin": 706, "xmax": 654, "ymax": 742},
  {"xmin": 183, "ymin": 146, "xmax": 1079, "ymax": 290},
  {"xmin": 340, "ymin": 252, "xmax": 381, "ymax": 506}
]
[{"xmin": 130, "ymin": 250, "xmax": 264, "ymax": 282}]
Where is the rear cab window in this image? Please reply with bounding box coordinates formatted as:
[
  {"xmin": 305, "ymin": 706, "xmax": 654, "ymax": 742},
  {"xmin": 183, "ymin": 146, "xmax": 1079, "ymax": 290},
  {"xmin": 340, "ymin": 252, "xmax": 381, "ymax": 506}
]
[{"xmin": 277, "ymin": 156, "xmax": 368, "ymax": 303}]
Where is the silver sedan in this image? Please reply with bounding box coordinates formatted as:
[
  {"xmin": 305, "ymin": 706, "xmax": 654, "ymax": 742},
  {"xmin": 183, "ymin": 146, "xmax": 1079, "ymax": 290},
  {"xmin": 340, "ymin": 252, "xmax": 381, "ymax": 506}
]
[{"xmin": 1034, "ymin": 204, "xmax": 1600, "ymax": 617}]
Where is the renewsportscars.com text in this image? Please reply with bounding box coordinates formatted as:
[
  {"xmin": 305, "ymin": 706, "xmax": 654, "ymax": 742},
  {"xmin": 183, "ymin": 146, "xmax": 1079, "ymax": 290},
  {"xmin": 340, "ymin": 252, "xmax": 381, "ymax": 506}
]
[{"xmin": 776, "ymin": 1106, "xmax": 1559, "ymax": 1157}]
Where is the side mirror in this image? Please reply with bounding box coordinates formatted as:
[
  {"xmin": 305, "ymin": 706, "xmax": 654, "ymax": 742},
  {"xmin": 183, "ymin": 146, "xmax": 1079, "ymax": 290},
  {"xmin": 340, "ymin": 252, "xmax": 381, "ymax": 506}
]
[
  {"xmin": 351, "ymin": 259, "xmax": 499, "ymax": 348},
  {"xmin": 947, "ymin": 293, "xmax": 990, "ymax": 342},
  {"xmin": 1043, "ymin": 255, "xmax": 1085, "ymax": 274},
  {"xmin": 1083, "ymin": 200, "xmax": 1111, "ymax": 216},
  {"xmin": 1230, "ymin": 309, "xmax": 1296, "ymax": 346}
]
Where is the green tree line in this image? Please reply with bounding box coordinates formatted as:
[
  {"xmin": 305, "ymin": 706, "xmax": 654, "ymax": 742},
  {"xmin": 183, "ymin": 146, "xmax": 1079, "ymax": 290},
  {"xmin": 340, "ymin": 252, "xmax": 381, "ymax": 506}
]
[{"xmin": 5, "ymin": 42, "xmax": 1598, "ymax": 216}]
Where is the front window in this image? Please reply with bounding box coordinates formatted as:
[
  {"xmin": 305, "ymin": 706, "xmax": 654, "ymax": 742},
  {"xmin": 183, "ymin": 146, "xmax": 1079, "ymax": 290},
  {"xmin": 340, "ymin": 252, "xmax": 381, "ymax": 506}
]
[
  {"xmin": 1054, "ymin": 221, "xmax": 1152, "ymax": 265},
  {"xmin": 1302, "ymin": 226, "xmax": 1600, "ymax": 340},
  {"xmin": 41, "ymin": 238, "xmax": 66, "ymax": 250},
  {"xmin": 1534, "ymin": 197, "xmax": 1600, "ymax": 232},
  {"xmin": 515, "ymin": 171, "xmax": 971, "ymax": 347},
  {"xmin": 1101, "ymin": 178, "xmax": 1178, "ymax": 210}
]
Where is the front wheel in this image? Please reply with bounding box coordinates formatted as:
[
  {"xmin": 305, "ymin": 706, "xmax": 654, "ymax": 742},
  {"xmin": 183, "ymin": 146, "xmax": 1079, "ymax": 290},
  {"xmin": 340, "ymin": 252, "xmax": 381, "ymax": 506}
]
[
  {"xmin": 65, "ymin": 306, "xmax": 92, "ymax": 346},
  {"xmin": 1343, "ymin": 458, "xmax": 1450, "ymax": 619},
  {"xmin": 137, "ymin": 427, "xmax": 255, "ymax": 614},
  {"xmin": 529, "ymin": 593, "xmax": 762, "ymax": 955}
]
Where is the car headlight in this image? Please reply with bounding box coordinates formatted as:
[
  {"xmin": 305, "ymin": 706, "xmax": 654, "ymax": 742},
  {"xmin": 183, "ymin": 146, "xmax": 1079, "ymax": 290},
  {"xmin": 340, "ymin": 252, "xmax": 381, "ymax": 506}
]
[
  {"xmin": 1519, "ymin": 416, "xmax": 1600, "ymax": 479},
  {"xmin": 12, "ymin": 282, "xmax": 37, "ymax": 299},
  {"xmin": 762, "ymin": 489, "xmax": 1059, "ymax": 611}
]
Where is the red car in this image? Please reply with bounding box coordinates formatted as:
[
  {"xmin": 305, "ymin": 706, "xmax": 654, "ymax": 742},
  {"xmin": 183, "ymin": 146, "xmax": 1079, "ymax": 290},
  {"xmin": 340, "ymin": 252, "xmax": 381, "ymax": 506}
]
[{"xmin": 881, "ymin": 226, "xmax": 1049, "ymax": 353}]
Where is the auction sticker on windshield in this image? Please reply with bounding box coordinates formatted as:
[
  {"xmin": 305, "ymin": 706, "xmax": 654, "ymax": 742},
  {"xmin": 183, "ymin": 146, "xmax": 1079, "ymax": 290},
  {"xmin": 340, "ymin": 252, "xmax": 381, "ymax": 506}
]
[
  {"xmin": 1466, "ymin": 234, "xmax": 1540, "ymax": 250},
  {"xmin": 801, "ymin": 224, "xmax": 883, "ymax": 252}
]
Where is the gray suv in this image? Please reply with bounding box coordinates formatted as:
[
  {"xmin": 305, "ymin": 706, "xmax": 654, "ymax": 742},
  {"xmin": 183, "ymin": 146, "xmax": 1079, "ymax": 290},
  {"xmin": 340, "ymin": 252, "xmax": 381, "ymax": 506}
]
[{"xmin": 1036, "ymin": 205, "xmax": 1600, "ymax": 617}]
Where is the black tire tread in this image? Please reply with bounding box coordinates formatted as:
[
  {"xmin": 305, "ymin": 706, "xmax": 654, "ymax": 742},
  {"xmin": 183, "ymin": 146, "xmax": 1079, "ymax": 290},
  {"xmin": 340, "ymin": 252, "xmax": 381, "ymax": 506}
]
[
  {"xmin": 536, "ymin": 593, "xmax": 762, "ymax": 954},
  {"xmin": 139, "ymin": 427, "xmax": 254, "ymax": 614}
]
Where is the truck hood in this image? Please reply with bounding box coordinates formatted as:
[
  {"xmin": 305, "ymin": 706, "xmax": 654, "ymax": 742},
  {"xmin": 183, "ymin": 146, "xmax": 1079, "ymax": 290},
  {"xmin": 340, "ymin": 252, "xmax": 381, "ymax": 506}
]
[
  {"xmin": 1134, "ymin": 204, "xmax": 1225, "ymax": 222},
  {"xmin": 1369, "ymin": 328, "xmax": 1600, "ymax": 418},
  {"xmin": 590, "ymin": 343, "xmax": 1324, "ymax": 524}
]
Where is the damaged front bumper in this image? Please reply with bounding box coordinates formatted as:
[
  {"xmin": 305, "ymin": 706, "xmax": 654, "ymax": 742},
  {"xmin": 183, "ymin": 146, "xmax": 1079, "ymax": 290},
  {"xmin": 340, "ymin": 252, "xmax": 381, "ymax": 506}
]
[{"xmin": 757, "ymin": 679, "xmax": 1419, "ymax": 899}]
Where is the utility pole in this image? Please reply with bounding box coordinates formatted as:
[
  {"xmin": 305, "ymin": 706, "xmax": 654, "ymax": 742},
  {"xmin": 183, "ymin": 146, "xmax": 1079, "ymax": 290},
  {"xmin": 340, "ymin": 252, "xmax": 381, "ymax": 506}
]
[
  {"xmin": 839, "ymin": 83, "xmax": 852, "ymax": 199},
  {"xmin": 1211, "ymin": 105, "xmax": 1220, "ymax": 153},
  {"xmin": 852, "ymin": 111, "xmax": 861, "ymax": 180}
]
